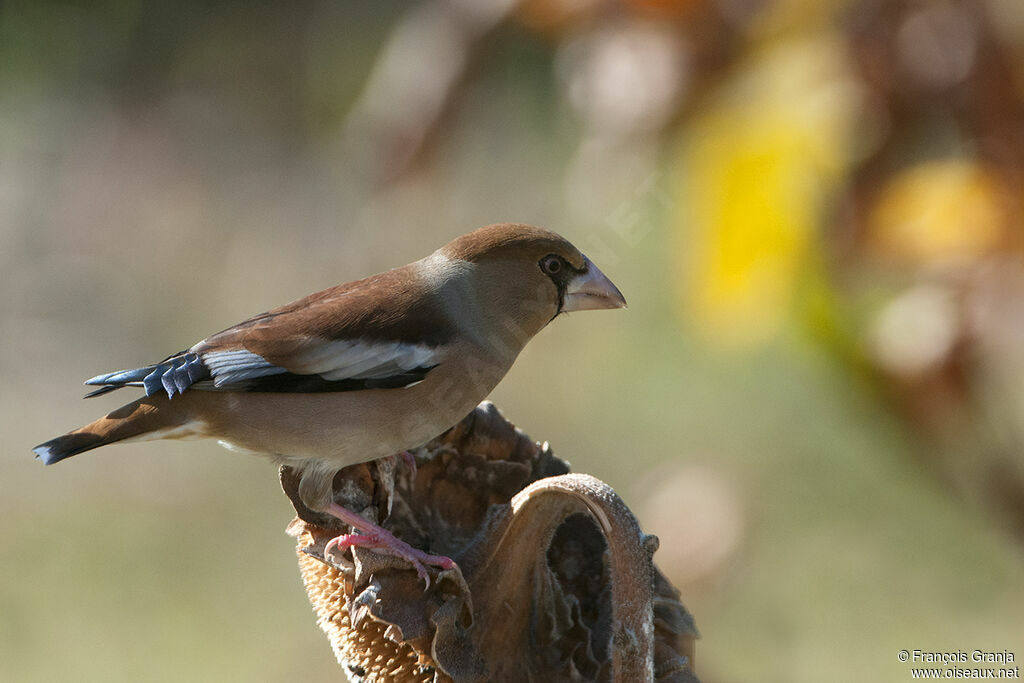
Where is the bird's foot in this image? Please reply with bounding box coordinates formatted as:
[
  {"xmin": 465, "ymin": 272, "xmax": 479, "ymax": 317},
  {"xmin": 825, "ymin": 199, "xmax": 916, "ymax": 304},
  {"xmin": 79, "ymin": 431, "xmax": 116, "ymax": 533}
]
[{"xmin": 324, "ymin": 502, "xmax": 455, "ymax": 588}]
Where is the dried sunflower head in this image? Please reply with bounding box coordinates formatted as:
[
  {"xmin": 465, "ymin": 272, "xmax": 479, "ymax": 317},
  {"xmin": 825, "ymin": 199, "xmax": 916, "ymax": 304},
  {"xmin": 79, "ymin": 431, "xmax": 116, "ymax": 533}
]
[{"xmin": 282, "ymin": 402, "xmax": 699, "ymax": 682}]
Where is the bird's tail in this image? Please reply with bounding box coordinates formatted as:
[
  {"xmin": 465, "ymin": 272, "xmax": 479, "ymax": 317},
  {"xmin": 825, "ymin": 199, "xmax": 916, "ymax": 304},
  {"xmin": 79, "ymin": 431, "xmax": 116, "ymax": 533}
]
[{"xmin": 33, "ymin": 396, "xmax": 194, "ymax": 465}]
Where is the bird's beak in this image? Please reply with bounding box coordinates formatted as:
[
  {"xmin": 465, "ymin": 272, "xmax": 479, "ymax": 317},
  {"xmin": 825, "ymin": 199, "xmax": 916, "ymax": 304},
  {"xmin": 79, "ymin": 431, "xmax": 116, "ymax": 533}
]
[{"xmin": 563, "ymin": 256, "xmax": 627, "ymax": 312}]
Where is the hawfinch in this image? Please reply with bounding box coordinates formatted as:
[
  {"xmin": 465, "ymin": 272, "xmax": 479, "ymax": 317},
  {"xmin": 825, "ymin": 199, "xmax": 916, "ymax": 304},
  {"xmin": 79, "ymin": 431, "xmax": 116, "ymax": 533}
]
[{"xmin": 34, "ymin": 223, "xmax": 626, "ymax": 579}]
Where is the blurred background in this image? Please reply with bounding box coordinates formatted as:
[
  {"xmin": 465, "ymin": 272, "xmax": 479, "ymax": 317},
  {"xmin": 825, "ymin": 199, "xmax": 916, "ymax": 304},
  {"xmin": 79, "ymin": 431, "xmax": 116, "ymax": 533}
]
[{"xmin": 3, "ymin": 0, "xmax": 1024, "ymax": 680}]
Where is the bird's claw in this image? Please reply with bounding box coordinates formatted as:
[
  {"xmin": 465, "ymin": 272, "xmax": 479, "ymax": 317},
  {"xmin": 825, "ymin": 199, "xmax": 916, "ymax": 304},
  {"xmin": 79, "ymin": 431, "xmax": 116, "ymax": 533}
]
[{"xmin": 323, "ymin": 530, "xmax": 454, "ymax": 590}]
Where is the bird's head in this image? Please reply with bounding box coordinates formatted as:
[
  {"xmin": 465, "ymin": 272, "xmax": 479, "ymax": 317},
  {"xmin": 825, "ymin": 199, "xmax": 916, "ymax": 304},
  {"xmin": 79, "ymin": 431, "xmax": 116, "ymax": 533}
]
[{"xmin": 439, "ymin": 223, "xmax": 626, "ymax": 344}]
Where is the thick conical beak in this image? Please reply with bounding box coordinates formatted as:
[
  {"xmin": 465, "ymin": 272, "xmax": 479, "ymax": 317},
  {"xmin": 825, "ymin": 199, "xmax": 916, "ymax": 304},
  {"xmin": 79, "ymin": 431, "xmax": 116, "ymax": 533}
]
[{"xmin": 563, "ymin": 256, "xmax": 627, "ymax": 312}]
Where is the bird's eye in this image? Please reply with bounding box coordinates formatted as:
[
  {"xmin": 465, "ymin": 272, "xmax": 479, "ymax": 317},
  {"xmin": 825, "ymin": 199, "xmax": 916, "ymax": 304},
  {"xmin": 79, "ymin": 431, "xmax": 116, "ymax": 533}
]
[{"xmin": 540, "ymin": 255, "xmax": 563, "ymax": 275}]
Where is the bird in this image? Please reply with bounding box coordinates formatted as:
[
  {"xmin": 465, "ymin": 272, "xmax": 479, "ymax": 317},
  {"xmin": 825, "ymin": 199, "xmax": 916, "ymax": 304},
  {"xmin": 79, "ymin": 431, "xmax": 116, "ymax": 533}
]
[{"xmin": 33, "ymin": 222, "xmax": 626, "ymax": 582}]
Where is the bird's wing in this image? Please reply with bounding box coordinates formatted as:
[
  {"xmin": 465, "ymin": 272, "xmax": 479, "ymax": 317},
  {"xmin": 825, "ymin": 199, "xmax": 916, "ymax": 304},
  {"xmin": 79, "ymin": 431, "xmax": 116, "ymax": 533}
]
[{"xmin": 84, "ymin": 265, "xmax": 456, "ymax": 398}]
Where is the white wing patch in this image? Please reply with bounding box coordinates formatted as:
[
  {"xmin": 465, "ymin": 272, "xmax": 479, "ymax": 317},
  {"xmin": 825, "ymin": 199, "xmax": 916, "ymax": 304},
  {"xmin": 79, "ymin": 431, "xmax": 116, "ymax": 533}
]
[
  {"xmin": 201, "ymin": 349, "xmax": 287, "ymax": 387},
  {"xmin": 200, "ymin": 339, "xmax": 438, "ymax": 387},
  {"xmin": 290, "ymin": 339, "xmax": 438, "ymax": 379}
]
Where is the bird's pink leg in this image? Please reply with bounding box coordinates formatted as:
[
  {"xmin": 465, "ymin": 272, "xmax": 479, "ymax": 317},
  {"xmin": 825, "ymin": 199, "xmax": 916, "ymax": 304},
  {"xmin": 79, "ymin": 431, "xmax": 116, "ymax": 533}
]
[
  {"xmin": 324, "ymin": 533, "xmax": 378, "ymax": 555},
  {"xmin": 323, "ymin": 501, "xmax": 455, "ymax": 587}
]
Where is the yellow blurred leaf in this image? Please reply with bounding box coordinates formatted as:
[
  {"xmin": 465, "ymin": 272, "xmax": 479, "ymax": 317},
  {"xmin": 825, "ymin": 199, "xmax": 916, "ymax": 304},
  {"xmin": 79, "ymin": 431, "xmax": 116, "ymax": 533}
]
[
  {"xmin": 677, "ymin": 34, "xmax": 860, "ymax": 349},
  {"xmin": 868, "ymin": 160, "xmax": 1006, "ymax": 266}
]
